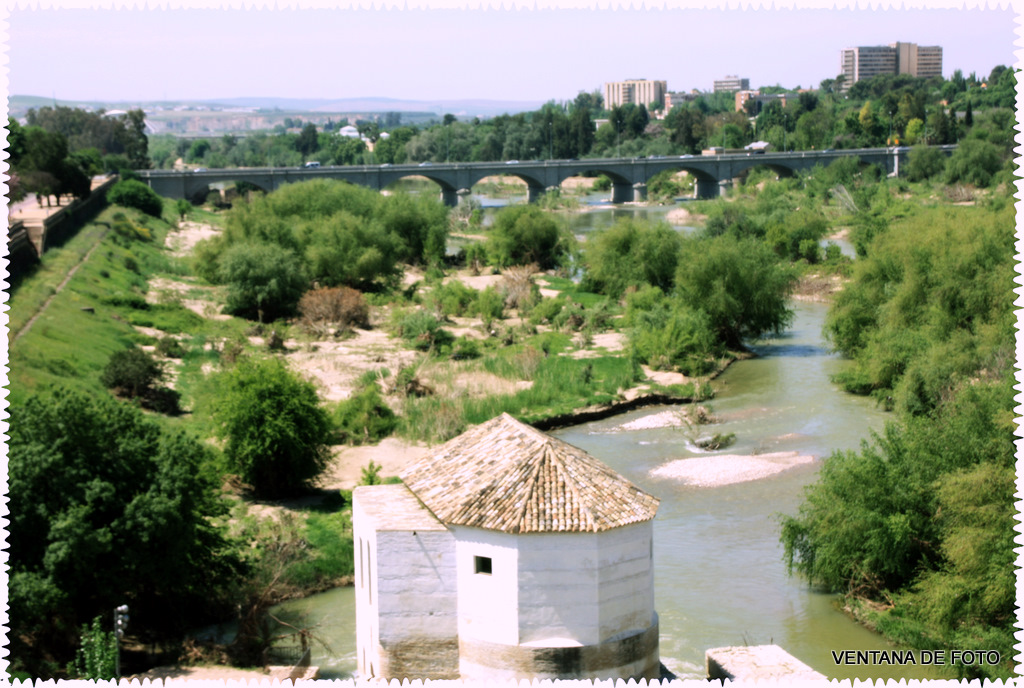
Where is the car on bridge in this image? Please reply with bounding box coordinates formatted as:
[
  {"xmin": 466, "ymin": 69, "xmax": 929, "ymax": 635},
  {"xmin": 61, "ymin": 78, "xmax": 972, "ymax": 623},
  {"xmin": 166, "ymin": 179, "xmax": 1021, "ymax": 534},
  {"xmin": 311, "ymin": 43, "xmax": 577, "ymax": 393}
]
[{"xmin": 303, "ymin": 161, "xmax": 321, "ymax": 168}]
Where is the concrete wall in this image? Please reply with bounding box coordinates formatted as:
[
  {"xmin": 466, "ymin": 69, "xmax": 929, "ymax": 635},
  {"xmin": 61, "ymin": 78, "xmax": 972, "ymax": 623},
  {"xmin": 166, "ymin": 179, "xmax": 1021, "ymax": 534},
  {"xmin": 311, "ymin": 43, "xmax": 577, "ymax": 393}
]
[
  {"xmin": 453, "ymin": 527, "xmax": 520, "ymax": 646},
  {"xmin": 353, "ymin": 486, "xmax": 459, "ymax": 680},
  {"xmin": 459, "ymin": 617, "xmax": 660, "ymax": 681},
  {"xmin": 517, "ymin": 533, "xmax": 600, "ymax": 646},
  {"xmin": 453, "ymin": 523, "xmax": 658, "ymax": 681},
  {"xmin": 597, "ymin": 521, "xmax": 655, "ymax": 642}
]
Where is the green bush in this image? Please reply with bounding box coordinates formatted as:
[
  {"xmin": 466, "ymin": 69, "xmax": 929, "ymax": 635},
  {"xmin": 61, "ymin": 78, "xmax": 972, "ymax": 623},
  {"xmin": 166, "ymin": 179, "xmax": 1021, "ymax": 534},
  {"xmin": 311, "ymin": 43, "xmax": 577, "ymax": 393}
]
[
  {"xmin": 217, "ymin": 242, "xmax": 307, "ymax": 322},
  {"xmin": 156, "ymin": 336, "xmax": 185, "ymax": 358},
  {"xmin": 432, "ymin": 280, "xmax": 477, "ymax": 318},
  {"xmin": 675, "ymin": 235, "xmax": 797, "ymax": 349},
  {"xmin": 945, "ymin": 138, "xmax": 1004, "ymax": 187},
  {"xmin": 626, "ymin": 286, "xmax": 720, "ymax": 374},
  {"xmin": 68, "ymin": 616, "xmax": 117, "ymax": 680},
  {"xmin": 211, "ymin": 357, "xmax": 333, "ymax": 498},
  {"xmin": 528, "ymin": 296, "xmax": 565, "ymax": 326},
  {"xmin": 905, "ymin": 145, "xmax": 947, "ymax": 182},
  {"xmin": 106, "ymin": 179, "xmax": 164, "ymax": 217},
  {"xmin": 486, "ymin": 205, "xmax": 570, "ymax": 270},
  {"xmin": 473, "ymin": 286, "xmax": 505, "ymax": 328},
  {"xmin": 397, "ymin": 310, "xmax": 454, "ymax": 352},
  {"xmin": 333, "ymin": 386, "xmax": 398, "ymax": 445},
  {"xmin": 451, "ymin": 336, "xmax": 482, "ymax": 360},
  {"xmin": 100, "ymin": 347, "xmax": 164, "ymax": 399},
  {"xmin": 582, "ymin": 218, "xmax": 684, "ymax": 297},
  {"xmin": 764, "ymin": 210, "xmax": 828, "ymax": 262}
]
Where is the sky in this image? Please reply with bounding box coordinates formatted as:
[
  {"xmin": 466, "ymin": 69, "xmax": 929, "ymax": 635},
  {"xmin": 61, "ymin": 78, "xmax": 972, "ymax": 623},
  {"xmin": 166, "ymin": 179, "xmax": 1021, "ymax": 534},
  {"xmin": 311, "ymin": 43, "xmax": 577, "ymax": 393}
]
[{"xmin": 4, "ymin": 1, "xmax": 1021, "ymax": 106}]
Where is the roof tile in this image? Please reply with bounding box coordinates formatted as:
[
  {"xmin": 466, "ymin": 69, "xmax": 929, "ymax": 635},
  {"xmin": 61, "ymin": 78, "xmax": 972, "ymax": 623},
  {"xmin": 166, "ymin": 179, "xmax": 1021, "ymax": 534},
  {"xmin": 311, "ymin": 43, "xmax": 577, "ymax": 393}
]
[{"xmin": 400, "ymin": 413, "xmax": 659, "ymax": 534}]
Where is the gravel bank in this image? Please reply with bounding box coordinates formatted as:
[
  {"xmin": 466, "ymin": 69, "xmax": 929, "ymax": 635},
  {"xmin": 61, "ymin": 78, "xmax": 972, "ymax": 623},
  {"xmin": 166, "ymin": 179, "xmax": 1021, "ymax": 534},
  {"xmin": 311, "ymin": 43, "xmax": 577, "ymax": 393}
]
[{"xmin": 650, "ymin": 451, "xmax": 815, "ymax": 487}]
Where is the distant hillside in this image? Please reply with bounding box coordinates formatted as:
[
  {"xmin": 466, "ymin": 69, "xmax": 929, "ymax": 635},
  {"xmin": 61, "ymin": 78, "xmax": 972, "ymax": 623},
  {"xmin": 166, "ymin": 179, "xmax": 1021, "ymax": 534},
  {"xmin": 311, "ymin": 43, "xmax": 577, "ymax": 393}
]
[{"xmin": 9, "ymin": 95, "xmax": 546, "ymax": 120}]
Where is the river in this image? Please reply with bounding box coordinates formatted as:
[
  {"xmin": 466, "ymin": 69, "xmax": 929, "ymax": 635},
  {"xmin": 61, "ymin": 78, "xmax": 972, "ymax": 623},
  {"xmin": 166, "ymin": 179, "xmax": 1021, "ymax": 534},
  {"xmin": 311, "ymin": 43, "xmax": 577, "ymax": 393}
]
[{"xmin": 267, "ymin": 190, "xmax": 939, "ymax": 681}]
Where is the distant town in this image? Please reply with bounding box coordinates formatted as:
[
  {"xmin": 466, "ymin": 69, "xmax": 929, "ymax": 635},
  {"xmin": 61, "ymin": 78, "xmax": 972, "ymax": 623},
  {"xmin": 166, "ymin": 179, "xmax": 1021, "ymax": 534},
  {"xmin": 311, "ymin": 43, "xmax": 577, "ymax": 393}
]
[{"xmin": 11, "ymin": 40, "xmax": 947, "ymax": 138}]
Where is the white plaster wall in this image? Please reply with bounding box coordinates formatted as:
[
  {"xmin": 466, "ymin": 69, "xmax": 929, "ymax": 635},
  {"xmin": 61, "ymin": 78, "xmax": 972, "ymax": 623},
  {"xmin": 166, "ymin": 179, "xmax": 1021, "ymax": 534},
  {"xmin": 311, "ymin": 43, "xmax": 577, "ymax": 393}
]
[
  {"xmin": 452, "ymin": 526, "xmax": 520, "ymax": 646},
  {"xmin": 376, "ymin": 530, "xmax": 457, "ymax": 642},
  {"xmin": 352, "ymin": 500, "xmax": 380, "ymax": 678},
  {"xmin": 453, "ymin": 523, "xmax": 655, "ymax": 650},
  {"xmin": 517, "ymin": 533, "xmax": 600, "ymax": 646},
  {"xmin": 597, "ymin": 521, "xmax": 655, "ymax": 641}
]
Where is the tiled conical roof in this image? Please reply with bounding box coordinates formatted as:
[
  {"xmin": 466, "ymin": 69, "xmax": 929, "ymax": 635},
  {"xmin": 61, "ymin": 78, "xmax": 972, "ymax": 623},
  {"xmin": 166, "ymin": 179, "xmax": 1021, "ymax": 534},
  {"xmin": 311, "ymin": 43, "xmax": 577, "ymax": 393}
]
[{"xmin": 400, "ymin": 413, "xmax": 659, "ymax": 534}]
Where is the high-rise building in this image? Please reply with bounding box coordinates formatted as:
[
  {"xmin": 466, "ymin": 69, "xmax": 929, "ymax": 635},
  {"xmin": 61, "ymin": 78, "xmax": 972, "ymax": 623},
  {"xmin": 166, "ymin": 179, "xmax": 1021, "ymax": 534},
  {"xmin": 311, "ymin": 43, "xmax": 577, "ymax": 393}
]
[
  {"xmin": 840, "ymin": 42, "xmax": 943, "ymax": 89},
  {"xmin": 603, "ymin": 79, "xmax": 667, "ymax": 109},
  {"xmin": 714, "ymin": 76, "xmax": 750, "ymax": 93}
]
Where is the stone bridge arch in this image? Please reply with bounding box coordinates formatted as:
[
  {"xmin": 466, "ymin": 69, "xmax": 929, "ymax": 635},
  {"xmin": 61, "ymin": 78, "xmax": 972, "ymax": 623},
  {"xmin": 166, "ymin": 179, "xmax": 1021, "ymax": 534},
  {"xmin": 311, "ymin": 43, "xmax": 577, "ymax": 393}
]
[
  {"xmin": 182, "ymin": 176, "xmax": 273, "ymax": 205},
  {"xmin": 379, "ymin": 169, "xmax": 460, "ymax": 206}
]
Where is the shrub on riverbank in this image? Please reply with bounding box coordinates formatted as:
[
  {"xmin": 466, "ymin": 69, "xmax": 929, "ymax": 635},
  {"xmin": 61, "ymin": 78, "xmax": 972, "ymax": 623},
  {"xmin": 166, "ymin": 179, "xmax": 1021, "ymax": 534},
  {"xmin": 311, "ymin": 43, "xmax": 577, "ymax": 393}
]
[
  {"xmin": 193, "ymin": 179, "xmax": 448, "ymax": 293},
  {"xmin": 211, "ymin": 357, "xmax": 333, "ymax": 499},
  {"xmin": 825, "ymin": 204, "xmax": 1015, "ymax": 415},
  {"xmin": 107, "ymin": 179, "xmax": 164, "ymax": 216},
  {"xmin": 485, "ymin": 205, "xmax": 573, "ymax": 270},
  {"xmin": 580, "ymin": 218, "xmax": 683, "ymax": 297}
]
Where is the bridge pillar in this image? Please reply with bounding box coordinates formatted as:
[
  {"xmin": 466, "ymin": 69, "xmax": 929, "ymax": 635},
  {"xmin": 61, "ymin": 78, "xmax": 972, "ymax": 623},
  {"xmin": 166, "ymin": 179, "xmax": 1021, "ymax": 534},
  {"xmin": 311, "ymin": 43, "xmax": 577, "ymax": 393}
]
[
  {"xmin": 526, "ymin": 185, "xmax": 547, "ymax": 203},
  {"xmin": 695, "ymin": 178, "xmax": 719, "ymax": 200},
  {"xmin": 611, "ymin": 182, "xmax": 633, "ymax": 204},
  {"xmin": 441, "ymin": 188, "xmax": 459, "ymax": 207},
  {"xmin": 718, "ymin": 179, "xmax": 734, "ymax": 197},
  {"xmin": 632, "ymin": 183, "xmax": 647, "ymax": 202}
]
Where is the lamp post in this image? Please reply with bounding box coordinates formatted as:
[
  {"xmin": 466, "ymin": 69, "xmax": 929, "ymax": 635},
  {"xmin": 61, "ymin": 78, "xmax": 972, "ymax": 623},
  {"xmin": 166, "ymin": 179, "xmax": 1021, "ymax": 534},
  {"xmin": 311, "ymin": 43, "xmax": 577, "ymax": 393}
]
[{"xmin": 114, "ymin": 604, "xmax": 129, "ymax": 679}]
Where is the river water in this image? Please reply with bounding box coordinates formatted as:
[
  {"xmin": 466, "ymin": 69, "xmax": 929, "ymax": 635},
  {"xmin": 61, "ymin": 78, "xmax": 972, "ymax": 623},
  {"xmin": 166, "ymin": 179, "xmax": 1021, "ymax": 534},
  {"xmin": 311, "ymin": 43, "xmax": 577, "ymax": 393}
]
[{"xmin": 269, "ymin": 192, "xmax": 940, "ymax": 681}]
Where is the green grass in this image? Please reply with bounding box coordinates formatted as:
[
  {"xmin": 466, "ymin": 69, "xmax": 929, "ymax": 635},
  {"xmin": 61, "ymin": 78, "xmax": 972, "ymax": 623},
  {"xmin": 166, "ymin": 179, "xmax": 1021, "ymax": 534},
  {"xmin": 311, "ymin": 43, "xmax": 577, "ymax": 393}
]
[
  {"xmin": 398, "ymin": 347, "xmax": 645, "ymax": 442},
  {"xmin": 7, "ymin": 220, "xmax": 112, "ymax": 336},
  {"xmin": 284, "ymin": 511, "xmax": 355, "ymax": 587},
  {"xmin": 534, "ymin": 275, "xmax": 612, "ymax": 309},
  {"xmin": 7, "ymin": 207, "xmax": 184, "ymax": 405}
]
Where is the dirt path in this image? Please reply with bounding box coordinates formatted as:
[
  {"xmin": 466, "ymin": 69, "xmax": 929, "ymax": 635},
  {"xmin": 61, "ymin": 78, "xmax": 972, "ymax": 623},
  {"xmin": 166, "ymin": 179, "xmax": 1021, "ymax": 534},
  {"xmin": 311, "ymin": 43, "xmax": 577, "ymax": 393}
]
[{"xmin": 11, "ymin": 229, "xmax": 109, "ymax": 345}]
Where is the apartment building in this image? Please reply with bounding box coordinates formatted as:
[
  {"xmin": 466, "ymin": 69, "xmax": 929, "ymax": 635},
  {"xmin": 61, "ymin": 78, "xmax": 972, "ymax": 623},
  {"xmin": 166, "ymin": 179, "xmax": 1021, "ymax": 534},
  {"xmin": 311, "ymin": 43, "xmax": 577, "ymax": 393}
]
[
  {"xmin": 603, "ymin": 79, "xmax": 668, "ymax": 109},
  {"xmin": 840, "ymin": 42, "xmax": 943, "ymax": 88},
  {"xmin": 714, "ymin": 76, "xmax": 750, "ymax": 93}
]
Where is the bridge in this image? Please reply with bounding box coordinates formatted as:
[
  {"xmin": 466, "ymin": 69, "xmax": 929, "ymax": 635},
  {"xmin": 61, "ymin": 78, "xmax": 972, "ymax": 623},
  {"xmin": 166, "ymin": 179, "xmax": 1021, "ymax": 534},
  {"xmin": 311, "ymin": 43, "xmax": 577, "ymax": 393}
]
[{"xmin": 138, "ymin": 146, "xmax": 954, "ymax": 206}]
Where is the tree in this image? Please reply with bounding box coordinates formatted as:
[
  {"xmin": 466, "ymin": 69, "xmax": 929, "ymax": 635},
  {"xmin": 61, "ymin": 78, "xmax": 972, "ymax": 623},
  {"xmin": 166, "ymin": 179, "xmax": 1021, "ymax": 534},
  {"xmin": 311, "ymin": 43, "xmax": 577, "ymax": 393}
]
[
  {"xmin": 8, "ymin": 389, "xmax": 238, "ymax": 676},
  {"xmin": 904, "ymin": 145, "xmax": 945, "ymax": 181},
  {"xmin": 674, "ymin": 235, "xmax": 797, "ymax": 349},
  {"xmin": 581, "ymin": 218, "xmax": 684, "ymax": 297},
  {"xmin": 486, "ymin": 205, "xmax": 570, "ymax": 269},
  {"xmin": 296, "ymin": 122, "xmax": 320, "ymax": 157},
  {"xmin": 107, "ymin": 179, "xmax": 164, "ymax": 216},
  {"xmin": 217, "ymin": 242, "xmax": 307, "ymax": 321},
  {"xmin": 118, "ymin": 109, "xmax": 150, "ymax": 169},
  {"xmin": 187, "ymin": 139, "xmax": 211, "ymax": 162},
  {"xmin": 212, "ymin": 357, "xmax": 333, "ymax": 498},
  {"xmin": 101, "ymin": 347, "xmax": 165, "ymax": 399},
  {"xmin": 176, "ymin": 198, "xmax": 192, "ymax": 222},
  {"xmin": 945, "ymin": 138, "xmax": 1004, "ymax": 187},
  {"xmin": 568, "ymin": 105, "xmax": 595, "ymax": 157}
]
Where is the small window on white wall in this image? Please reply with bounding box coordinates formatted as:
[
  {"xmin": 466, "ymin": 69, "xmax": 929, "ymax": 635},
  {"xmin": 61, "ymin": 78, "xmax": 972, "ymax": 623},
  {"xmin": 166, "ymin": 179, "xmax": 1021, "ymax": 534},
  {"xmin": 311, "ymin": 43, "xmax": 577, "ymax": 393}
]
[{"xmin": 474, "ymin": 555, "xmax": 493, "ymax": 575}]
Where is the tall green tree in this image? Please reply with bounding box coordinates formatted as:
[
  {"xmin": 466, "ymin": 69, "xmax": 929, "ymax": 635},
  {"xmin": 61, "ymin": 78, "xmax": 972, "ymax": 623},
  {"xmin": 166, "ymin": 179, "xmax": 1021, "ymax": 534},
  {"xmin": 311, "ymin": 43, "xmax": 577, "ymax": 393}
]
[
  {"xmin": 581, "ymin": 218, "xmax": 683, "ymax": 297},
  {"xmin": 8, "ymin": 389, "xmax": 238, "ymax": 675},
  {"xmin": 217, "ymin": 242, "xmax": 308, "ymax": 321},
  {"xmin": 212, "ymin": 357, "xmax": 333, "ymax": 498},
  {"xmin": 675, "ymin": 235, "xmax": 796, "ymax": 349},
  {"xmin": 296, "ymin": 122, "xmax": 320, "ymax": 157}
]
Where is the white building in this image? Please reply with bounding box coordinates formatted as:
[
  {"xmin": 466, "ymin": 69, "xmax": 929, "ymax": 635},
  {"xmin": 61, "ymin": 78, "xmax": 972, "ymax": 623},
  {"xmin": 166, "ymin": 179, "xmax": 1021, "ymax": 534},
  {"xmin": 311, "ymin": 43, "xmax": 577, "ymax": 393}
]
[
  {"xmin": 603, "ymin": 79, "xmax": 667, "ymax": 109},
  {"xmin": 353, "ymin": 413, "xmax": 661, "ymax": 681},
  {"xmin": 840, "ymin": 42, "xmax": 943, "ymax": 89}
]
